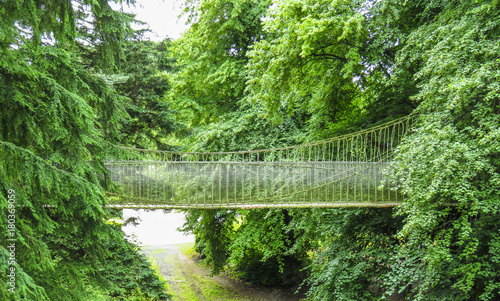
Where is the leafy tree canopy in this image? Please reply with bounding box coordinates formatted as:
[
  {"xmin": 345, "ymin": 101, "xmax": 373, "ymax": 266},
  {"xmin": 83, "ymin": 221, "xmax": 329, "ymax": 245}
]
[
  {"xmin": 169, "ymin": 0, "xmax": 272, "ymax": 126},
  {"xmin": 173, "ymin": 0, "xmax": 500, "ymax": 300}
]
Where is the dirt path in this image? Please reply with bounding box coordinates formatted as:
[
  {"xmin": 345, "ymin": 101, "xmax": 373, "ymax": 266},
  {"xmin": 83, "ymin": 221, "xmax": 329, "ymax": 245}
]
[{"xmin": 141, "ymin": 243, "xmax": 306, "ymax": 301}]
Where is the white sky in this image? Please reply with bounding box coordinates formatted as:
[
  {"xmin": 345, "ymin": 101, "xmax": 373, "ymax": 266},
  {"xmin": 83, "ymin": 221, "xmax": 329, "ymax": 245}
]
[
  {"xmin": 115, "ymin": 0, "xmax": 190, "ymax": 40},
  {"xmin": 123, "ymin": 210, "xmax": 195, "ymax": 246}
]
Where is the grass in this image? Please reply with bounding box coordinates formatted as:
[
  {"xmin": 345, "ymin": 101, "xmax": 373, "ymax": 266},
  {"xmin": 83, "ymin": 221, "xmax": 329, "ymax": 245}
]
[
  {"xmin": 151, "ymin": 248, "xmax": 167, "ymax": 255},
  {"xmin": 147, "ymin": 243, "xmax": 257, "ymax": 301}
]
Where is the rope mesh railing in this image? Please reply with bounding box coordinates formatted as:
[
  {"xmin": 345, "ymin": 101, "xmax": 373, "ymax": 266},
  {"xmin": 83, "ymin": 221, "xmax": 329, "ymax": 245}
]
[{"xmin": 105, "ymin": 115, "xmax": 416, "ymax": 209}]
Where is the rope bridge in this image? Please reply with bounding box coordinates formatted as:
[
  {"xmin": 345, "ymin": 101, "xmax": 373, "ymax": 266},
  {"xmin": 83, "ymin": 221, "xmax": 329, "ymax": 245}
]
[{"xmin": 105, "ymin": 116, "xmax": 415, "ymax": 209}]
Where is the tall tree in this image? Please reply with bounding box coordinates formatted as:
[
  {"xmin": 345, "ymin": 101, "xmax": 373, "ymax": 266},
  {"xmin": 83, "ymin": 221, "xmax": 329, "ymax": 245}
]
[
  {"xmin": 246, "ymin": 0, "xmax": 420, "ymax": 139},
  {"xmin": 0, "ymin": 0, "xmax": 169, "ymax": 299},
  {"xmin": 169, "ymin": 0, "xmax": 272, "ymax": 126},
  {"xmin": 171, "ymin": 0, "xmax": 309, "ymax": 286},
  {"xmin": 247, "ymin": 0, "xmax": 367, "ymax": 135},
  {"xmin": 92, "ymin": 38, "xmax": 182, "ymax": 149},
  {"xmin": 389, "ymin": 1, "xmax": 500, "ymax": 299}
]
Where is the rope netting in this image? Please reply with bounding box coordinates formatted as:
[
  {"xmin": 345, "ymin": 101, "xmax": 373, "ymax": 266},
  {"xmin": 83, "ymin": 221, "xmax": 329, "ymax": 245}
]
[{"xmin": 105, "ymin": 115, "xmax": 416, "ymax": 208}]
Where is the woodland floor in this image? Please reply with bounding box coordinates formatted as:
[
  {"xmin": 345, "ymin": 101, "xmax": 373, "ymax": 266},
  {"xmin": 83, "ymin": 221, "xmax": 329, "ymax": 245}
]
[{"xmin": 141, "ymin": 243, "xmax": 306, "ymax": 301}]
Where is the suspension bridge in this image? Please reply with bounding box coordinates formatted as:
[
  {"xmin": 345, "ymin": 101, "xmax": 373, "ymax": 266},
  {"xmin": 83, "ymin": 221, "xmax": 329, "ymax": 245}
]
[{"xmin": 105, "ymin": 116, "xmax": 416, "ymax": 209}]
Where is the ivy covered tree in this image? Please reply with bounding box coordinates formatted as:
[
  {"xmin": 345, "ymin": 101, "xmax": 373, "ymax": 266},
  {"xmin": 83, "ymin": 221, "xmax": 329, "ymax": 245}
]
[
  {"xmin": 389, "ymin": 1, "xmax": 500, "ymax": 299},
  {"xmin": 294, "ymin": 208, "xmax": 404, "ymax": 300},
  {"xmin": 0, "ymin": 0, "xmax": 170, "ymax": 300}
]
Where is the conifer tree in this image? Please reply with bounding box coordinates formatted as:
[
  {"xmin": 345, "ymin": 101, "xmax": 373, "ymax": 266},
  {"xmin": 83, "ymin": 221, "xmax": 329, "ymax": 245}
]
[{"xmin": 0, "ymin": 1, "xmax": 169, "ymax": 300}]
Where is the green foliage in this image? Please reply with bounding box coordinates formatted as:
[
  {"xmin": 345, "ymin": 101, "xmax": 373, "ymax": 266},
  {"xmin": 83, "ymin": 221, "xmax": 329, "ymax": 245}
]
[
  {"xmin": 181, "ymin": 210, "xmax": 237, "ymax": 274},
  {"xmin": 183, "ymin": 102, "xmax": 306, "ymax": 152},
  {"xmin": 246, "ymin": 0, "xmax": 417, "ymax": 139},
  {"xmin": 247, "ymin": 0, "xmax": 366, "ymax": 126},
  {"xmin": 169, "ymin": 0, "xmax": 272, "ymax": 126},
  {"xmin": 297, "ymin": 208, "xmax": 403, "ymax": 300},
  {"xmin": 99, "ymin": 230, "xmax": 171, "ymax": 301},
  {"xmin": 228, "ymin": 209, "xmax": 308, "ymax": 287},
  {"xmin": 103, "ymin": 39, "xmax": 182, "ymax": 149},
  {"xmin": 180, "ymin": 209, "xmax": 308, "ymax": 287},
  {"xmin": 0, "ymin": 0, "xmax": 171, "ymax": 299},
  {"xmin": 387, "ymin": 0, "xmax": 500, "ymax": 300}
]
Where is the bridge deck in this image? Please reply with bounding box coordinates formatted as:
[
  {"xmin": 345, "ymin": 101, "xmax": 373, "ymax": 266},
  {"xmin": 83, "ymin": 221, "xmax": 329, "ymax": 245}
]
[{"xmin": 105, "ymin": 161, "xmax": 403, "ymax": 208}]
